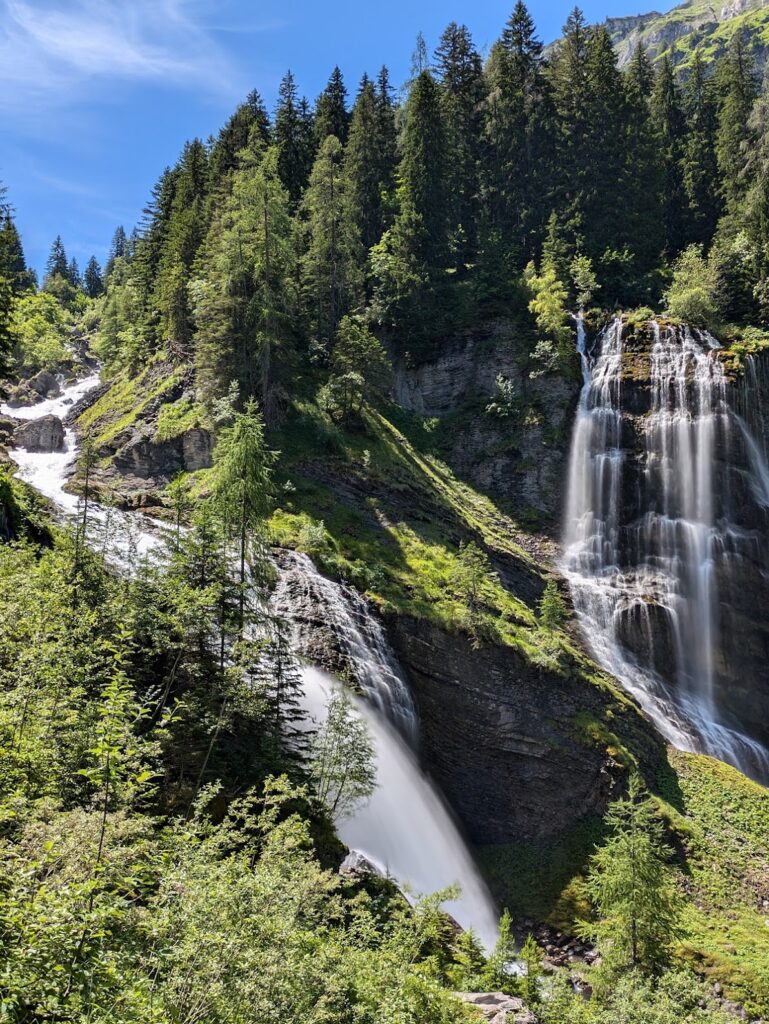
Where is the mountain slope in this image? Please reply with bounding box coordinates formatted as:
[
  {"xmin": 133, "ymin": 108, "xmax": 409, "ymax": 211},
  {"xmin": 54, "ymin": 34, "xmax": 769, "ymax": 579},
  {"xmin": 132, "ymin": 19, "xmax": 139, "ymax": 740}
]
[{"xmin": 603, "ymin": 0, "xmax": 769, "ymax": 69}]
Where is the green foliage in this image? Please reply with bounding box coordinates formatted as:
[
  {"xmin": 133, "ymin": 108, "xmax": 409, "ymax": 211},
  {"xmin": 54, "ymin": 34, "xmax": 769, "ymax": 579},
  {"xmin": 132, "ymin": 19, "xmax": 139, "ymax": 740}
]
[
  {"xmin": 10, "ymin": 289, "xmax": 73, "ymax": 372},
  {"xmin": 579, "ymin": 775, "xmax": 682, "ymax": 988},
  {"xmin": 539, "ymin": 579, "xmax": 566, "ymax": 630},
  {"xmin": 318, "ymin": 314, "xmax": 392, "ymax": 421},
  {"xmin": 310, "ymin": 690, "xmax": 376, "ymax": 817},
  {"xmin": 524, "ymin": 257, "xmax": 573, "ymax": 374},
  {"xmin": 664, "ymin": 245, "xmax": 720, "ymax": 329}
]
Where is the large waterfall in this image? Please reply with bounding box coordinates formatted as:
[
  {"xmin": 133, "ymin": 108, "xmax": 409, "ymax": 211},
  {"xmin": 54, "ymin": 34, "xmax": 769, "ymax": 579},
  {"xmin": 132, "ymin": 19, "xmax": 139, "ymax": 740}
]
[
  {"xmin": 563, "ymin": 317, "xmax": 769, "ymax": 780},
  {"xmin": 2, "ymin": 376, "xmax": 499, "ymax": 950}
]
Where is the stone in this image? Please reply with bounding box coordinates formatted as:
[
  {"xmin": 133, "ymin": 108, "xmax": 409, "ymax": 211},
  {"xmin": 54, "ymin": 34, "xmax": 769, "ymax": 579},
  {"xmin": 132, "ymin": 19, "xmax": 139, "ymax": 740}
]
[
  {"xmin": 13, "ymin": 415, "xmax": 65, "ymax": 453},
  {"xmin": 455, "ymin": 992, "xmax": 525, "ymax": 1024},
  {"xmin": 27, "ymin": 369, "xmax": 60, "ymax": 399},
  {"xmin": 339, "ymin": 851, "xmax": 380, "ymax": 878}
]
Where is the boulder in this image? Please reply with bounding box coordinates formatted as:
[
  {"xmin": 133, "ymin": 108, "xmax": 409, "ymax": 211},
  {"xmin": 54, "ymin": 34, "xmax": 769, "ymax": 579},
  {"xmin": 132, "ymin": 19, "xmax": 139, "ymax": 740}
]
[
  {"xmin": 455, "ymin": 992, "xmax": 527, "ymax": 1024},
  {"xmin": 14, "ymin": 415, "xmax": 65, "ymax": 453},
  {"xmin": 27, "ymin": 369, "xmax": 61, "ymax": 399},
  {"xmin": 4, "ymin": 383, "xmax": 41, "ymax": 408},
  {"xmin": 339, "ymin": 851, "xmax": 381, "ymax": 878},
  {"xmin": 0, "ymin": 416, "xmax": 18, "ymax": 445}
]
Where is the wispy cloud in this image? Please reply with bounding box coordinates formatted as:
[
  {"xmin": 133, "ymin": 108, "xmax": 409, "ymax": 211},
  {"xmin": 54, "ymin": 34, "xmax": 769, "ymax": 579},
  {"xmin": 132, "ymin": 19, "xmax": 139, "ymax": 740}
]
[{"xmin": 0, "ymin": 0, "xmax": 246, "ymax": 113}]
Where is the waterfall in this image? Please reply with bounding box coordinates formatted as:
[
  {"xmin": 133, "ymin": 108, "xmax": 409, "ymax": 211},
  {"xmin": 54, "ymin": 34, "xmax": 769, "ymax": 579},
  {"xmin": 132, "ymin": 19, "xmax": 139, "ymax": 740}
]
[
  {"xmin": 3, "ymin": 375, "xmax": 500, "ymax": 949},
  {"xmin": 563, "ymin": 318, "xmax": 769, "ymax": 781},
  {"xmin": 273, "ymin": 550, "xmax": 499, "ymax": 949}
]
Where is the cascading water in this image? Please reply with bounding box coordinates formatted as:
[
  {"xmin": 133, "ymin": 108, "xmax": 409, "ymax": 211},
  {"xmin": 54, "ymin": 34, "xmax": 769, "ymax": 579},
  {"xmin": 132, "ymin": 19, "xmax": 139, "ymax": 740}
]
[
  {"xmin": 273, "ymin": 551, "xmax": 499, "ymax": 949},
  {"xmin": 563, "ymin": 317, "xmax": 769, "ymax": 781},
  {"xmin": 3, "ymin": 375, "xmax": 500, "ymax": 948}
]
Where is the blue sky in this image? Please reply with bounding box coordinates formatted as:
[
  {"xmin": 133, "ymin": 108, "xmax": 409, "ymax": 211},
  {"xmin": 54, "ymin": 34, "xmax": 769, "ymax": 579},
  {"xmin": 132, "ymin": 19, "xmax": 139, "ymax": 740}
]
[{"xmin": 0, "ymin": 0, "xmax": 675, "ymax": 278}]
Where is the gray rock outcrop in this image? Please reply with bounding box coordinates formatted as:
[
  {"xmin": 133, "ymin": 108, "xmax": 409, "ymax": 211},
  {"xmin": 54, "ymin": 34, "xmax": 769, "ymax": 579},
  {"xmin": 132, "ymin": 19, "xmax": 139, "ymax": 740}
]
[
  {"xmin": 455, "ymin": 992, "xmax": 534, "ymax": 1024},
  {"xmin": 14, "ymin": 415, "xmax": 65, "ymax": 453}
]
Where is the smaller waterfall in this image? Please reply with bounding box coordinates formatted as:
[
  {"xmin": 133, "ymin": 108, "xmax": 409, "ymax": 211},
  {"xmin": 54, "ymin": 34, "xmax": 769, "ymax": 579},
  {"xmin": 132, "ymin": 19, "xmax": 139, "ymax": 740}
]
[
  {"xmin": 273, "ymin": 550, "xmax": 417, "ymax": 741},
  {"xmin": 273, "ymin": 551, "xmax": 500, "ymax": 949}
]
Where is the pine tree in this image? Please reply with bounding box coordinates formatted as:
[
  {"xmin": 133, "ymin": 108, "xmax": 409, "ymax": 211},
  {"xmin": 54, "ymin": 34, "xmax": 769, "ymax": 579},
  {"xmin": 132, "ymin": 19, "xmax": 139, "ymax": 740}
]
[
  {"xmin": 578, "ymin": 774, "xmax": 681, "ymax": 985},
  {"xmin": 46, "ymin": 235, "xmax": 68, "ymax": 280},
  {"xmin": 716, "ymin": 29, "xmax": 758, "ymax": 213},
  {"xmin": 193, "ymin": 143, "xmax": 298, "ymax": 410},
  {"xmin": 0, "ymin": 213, "xmax": 32, "ymax": 293},
  {"xmin": 212, "ymin": 399, "xmax": 276, "ymax": 631},
  {"xmin": 482, "ymin": 2, "xmax": 552, "ymax": 266},
  {"xmin": 155, "ymin": 139, "xmax": 210, "ymax": 358},
  {"xmin": 68, "ymin": 257, "xmax": 81, "ymax": 288},
  {"xmin": 650, "ymin": 54, "xmax": 688, "ymax": 254},
  {"xmin": 106, "ymin": 226, "xmax": 127, "ymax": 272},
  {"xmin": 275, "ymin": 71, "xmax": 315, "ymax": 205},
  {"xmin": 209, "ymin": 89, "xmax": 271, "ymax": 182},
  {"xmin": 83, "ymin": 256, "xmax": 104, "ymax": 298},
  {"xmin": 301, "ymin": 135, "xmax": 363, "ymax": 343},
  {"xmin": 624, "ymin": 46, "xmax": 664, "ymax": 269},
  {"xmin": 393, "ymin": 70, "xmax": 448, "ymax": 267},
  {"xmin": 434, "ymin": 22, "xmax": 484, "ymax": 267},
  {"xmin": 314, "ymin": 66, "xmax": 350, "ymax": 146},
  {"xmin": 683, "ymin": 51, "xmax": 721, "ymax": 245},
  {"xmin": 345, "ymin": 74, "xmax": 396, "ymax": 251}
]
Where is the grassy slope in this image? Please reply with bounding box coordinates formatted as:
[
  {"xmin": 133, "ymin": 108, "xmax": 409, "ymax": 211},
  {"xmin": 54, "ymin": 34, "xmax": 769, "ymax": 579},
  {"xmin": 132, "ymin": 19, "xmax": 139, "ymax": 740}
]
[
  {"xmin": 608, "ymin": 0, "xmax": 769, "ymax": 69},
  {"xmin": 79, "ymin": 355, "xmax": 769, "ymax": 1016}
]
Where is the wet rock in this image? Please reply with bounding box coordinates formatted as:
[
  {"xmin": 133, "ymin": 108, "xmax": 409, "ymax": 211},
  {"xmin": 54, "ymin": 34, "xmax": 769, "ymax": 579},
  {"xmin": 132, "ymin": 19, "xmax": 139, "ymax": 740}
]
[
  {"xmin": 27, "ymin": 369, "xmax": 61, "ymax": 399},
  {"xmin": 0, "ymin": 416, "xmax": 18, "ymax": 445},
  {"xmin": 14, "ymin": 415, "xmax": 65, "ymax": 453},
  {"xmin": 339, "ymin": 851, "xmax": 381, "ymax": 878},
  {"xmin": 4, "ymin": 382, "xmax": 41, "ymax": 408},
  {"xmin": 112, "ymin": 425, "xmax": 213, "ymax": 483}
]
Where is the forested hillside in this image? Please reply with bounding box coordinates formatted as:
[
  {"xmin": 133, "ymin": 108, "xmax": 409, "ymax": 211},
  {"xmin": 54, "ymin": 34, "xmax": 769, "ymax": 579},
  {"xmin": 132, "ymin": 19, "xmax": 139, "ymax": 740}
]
[{"xmin": 2, "ymin": 3, "xmax": 769, "ymax": 1022}]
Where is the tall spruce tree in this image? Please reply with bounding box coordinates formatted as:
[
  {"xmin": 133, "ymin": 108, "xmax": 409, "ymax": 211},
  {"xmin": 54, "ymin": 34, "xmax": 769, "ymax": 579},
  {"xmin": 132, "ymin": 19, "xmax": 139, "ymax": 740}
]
[
  {"xmin": 155, "ymin": 139, "xmax": 210, "ymax": 358},
  {"xmin": 275, "ymin": 72, "xmax": 315, "ymax": 205},
  {"xmin": 83, "ymin": 256, "xmax": 104, "ymax": 298},
  {"xmin": 434, "ymin": 22, "xmax": 484, "ymax": 266},
  {"xmin": 0, "ymin": 213, "xmax": 32, "ymax": 293},
  {"xmin": 393, "ymin": 70, "xmax": 448, "ymax": 267},
  {"xmin": 67, "ymin": 257, "xmax": 81, "ymax": 288},
  {"xmin": 314, "ymin": 66, "xmax": 350, "ymax": 146},
  {"xmin": 683, "ymin": 51, "xmax": 721, "ymax": 245},
  {"xmin": 301, "ymin": 135, "xmax": 363, "ymax": 344},
  {"xmin": 650, "ymin": 54, "xmax": 688, "ymax": 254},
  {"xmin": 716, "ymin": 29, "xmax": 758, "ymax": 214},
  {"xmin": 345, "ymin": 76, "xmax": 386, "ymax": 251},
  {"xmin": 623, "ymin": 45, "xmax": 664, "ymax": 269},
  {"xmin": 208, "ymin": 89, "xmax": 271, "ymax": 182},
  {"xmin": 46, "ymin": 236, "xmax": 69, "ymax": 280},
  {"xmin": 482, "ymin": 2, "xmax": 552, "ymax": 266},
  {"xmin": 193, "ymin": 142, "xmax": 298, "ymax": 410}
]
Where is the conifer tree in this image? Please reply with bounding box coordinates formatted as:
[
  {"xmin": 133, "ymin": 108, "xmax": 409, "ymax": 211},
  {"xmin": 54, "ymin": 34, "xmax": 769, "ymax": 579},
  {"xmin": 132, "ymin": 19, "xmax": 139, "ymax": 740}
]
[
  {"xmin": 68, "ymin": 257, "xmax": 81, "ymax": 288},
  {"xmin": 375, "ymin": 66, "xmax": 398, "ymax": 190},
  {"xmin": 434, "ymin": 22, "xmax": 484, "ymax": 267},
  {"xmin": 301, "ymin": 136, "xmax": 363, "ymax": 343},
  {"xmin": 314, "ymin": 66, "xmax": 350, "ymax": 145},
  {"xmin": 46, "ymin": 236, "xmax": 69, "ymax": 280},
  {"xmin": 345, "ymin": 74, "xmax": 396, "ymax": 251},
  {"xmin": 0, "ymin": 214, "xmax": 32, "ymax": 293},
  {"xmin": 275, "ymin": 72, "xmax": 315, "ymax": 205},
  {"xmin": 482, "ymin": 2, "xmax": 552, "ymax": 266},
  {"xmin": 716, "ymin": 29, "xmax": 758, "ymax": 213},
  {"xmin": 393, "ymin": 70, "xmax": 448, "ymax": 267},
  {"xmin": 211, "ymin": 399, "xmax": 276, "ymax": 631},
  {"xmin": 650, "ymin": 54, "xmax": 688, "ymax": 254},
  {"xmin": 624, "ymin": 46, "xmax": 664, "ymax": 268},
  {"xmin": 106, "ymin": 226, "xmax": 127, "ymax": 272},
  {"xmin": 155, "ymin": 139, "xmax": 210, "ymax": 358},
  {"xmin": 193, "ymin": 143, "xmax": 298, "ymax": 410},
  {"xmin": 83, "ymin": 256, "xmax": 104, "ymax": 298},
  {"xmin": 209, "ymin": 89, "xmax": 271, "ymax": 181},
  {"xmin": 579, "ymin": 774, "xmax": 681, "ymax": 986},
  {"xmin": 683, "ymin": 52, "xmax": 721, "ymax": 245}
]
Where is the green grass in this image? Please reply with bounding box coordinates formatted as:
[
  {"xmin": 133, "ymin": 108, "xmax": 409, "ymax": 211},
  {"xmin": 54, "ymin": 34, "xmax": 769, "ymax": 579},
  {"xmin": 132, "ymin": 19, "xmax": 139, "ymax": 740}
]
[
  {"xmin": 155, "ymin": 396, "xmax": 209, "ymax": 442},
  {"xmin": 78, "ymin": 363, "xmax": 184, "ymax": 450}
]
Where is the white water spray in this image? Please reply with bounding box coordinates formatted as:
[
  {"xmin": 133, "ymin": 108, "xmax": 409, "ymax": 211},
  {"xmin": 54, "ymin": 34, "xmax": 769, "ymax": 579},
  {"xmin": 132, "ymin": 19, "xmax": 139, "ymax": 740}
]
[
  {"xmin": 563, "ymin": 318, "xmax": 769, "ymax": 780},
  {"xmin": 4, "ymin": 374, "xmax": 500, "ymax": 948}
]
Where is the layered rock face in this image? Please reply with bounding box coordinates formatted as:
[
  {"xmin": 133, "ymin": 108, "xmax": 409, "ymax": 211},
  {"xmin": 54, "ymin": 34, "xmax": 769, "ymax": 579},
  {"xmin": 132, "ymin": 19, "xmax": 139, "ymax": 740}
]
[
  {"xmin": 393, "ymin": 320, "xmax": 578, "ymax": 524},
  {"xmin": 563, "ymin": 318, "xmax": 769, "ymax": 776},
  {"xmin": 387, "ymin": 615, "xmax": 628, "ymax": 844}
]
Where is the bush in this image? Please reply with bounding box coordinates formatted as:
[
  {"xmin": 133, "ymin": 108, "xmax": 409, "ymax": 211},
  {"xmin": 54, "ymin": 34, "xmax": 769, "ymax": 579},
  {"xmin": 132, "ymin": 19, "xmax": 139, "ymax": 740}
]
[{"xmin": 664, "ymin": 245, "xmax": 720, "ymax": 330}]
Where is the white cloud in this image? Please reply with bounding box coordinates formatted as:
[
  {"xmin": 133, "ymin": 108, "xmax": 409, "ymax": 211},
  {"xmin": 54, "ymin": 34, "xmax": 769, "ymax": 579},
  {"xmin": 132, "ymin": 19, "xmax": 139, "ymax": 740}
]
[{"xmin": 0, "ymin": 0, "xmax": 246, "ymax": 112}]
